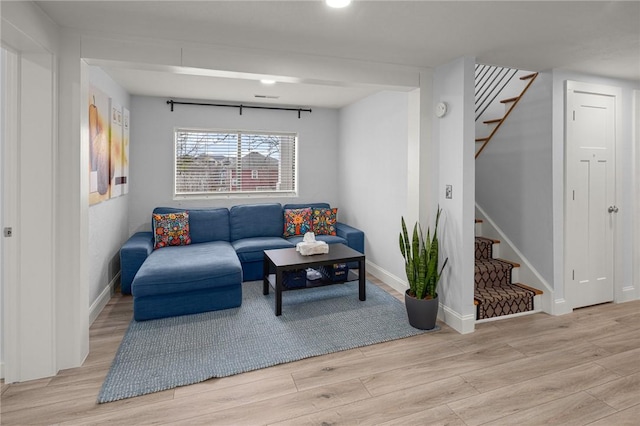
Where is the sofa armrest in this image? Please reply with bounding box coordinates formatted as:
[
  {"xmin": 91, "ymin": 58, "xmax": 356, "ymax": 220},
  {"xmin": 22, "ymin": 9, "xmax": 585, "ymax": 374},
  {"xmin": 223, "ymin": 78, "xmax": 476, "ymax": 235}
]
[
  {"xmin": 120, "ymin": 232, "xmax": 153, "ymax": 295},
  {"xmin": 336, "ymin": 222, "xmax": 365, "ymax": 254}
]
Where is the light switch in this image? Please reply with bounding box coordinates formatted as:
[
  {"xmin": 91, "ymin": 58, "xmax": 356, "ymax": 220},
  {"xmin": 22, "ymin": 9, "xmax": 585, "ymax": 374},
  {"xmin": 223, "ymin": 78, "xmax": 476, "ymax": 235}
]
[{"xmin": 445, "ymin": 185, "xmax": 452, "ymax": 199}]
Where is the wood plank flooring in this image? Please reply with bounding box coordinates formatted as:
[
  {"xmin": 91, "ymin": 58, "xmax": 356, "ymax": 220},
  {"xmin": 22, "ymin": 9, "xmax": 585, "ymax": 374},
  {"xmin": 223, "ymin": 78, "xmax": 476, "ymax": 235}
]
[{"xmin": 1, "ymin": 276, "xmax": 639, "ymax": 425}]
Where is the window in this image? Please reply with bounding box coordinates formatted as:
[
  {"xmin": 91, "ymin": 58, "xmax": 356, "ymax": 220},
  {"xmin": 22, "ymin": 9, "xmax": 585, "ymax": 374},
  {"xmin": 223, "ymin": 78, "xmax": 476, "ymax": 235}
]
[{"xmin": 175, "ymin": 129, "xmax": 297, "ymax": 196}]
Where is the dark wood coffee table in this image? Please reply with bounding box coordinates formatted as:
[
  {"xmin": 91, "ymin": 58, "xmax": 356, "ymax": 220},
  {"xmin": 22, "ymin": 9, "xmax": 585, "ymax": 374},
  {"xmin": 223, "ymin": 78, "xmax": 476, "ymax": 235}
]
[{"xmin": 263, "ymin": 243, "xmax": 365, "ymax": 316}]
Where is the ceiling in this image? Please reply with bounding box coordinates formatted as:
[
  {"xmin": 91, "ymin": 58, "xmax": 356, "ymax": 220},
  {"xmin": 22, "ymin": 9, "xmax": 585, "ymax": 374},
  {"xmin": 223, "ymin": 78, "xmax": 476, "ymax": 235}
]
[{"xmin": 36, "ymin": 1, "xmax": 640, "ymax": 108}]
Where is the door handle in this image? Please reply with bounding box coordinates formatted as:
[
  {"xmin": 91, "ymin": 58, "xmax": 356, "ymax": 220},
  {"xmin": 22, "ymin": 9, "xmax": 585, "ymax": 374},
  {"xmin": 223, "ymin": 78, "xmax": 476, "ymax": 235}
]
[{"xmin": 608, "ymin": 206, "xmax": 619, "ymax": 213}]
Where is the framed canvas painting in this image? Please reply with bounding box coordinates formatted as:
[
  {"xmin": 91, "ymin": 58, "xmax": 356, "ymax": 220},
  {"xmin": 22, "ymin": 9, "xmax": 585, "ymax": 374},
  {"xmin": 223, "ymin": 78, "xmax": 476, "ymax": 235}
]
[
  {"xmin": 89, "ymin": 85, "xmax": 110, "ymax": 205},
  {"xmin": 110, "ymin": 102, "xmax": 123, "ymax": 198},
  {"xmin": 122, "ymin": 108, "xmax": 129, "ymax": 194}
]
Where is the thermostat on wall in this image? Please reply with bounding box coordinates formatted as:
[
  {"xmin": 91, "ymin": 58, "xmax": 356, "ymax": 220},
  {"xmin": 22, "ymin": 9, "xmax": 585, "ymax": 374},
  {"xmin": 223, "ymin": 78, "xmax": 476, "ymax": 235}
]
[{"xmin": 435, "ymin": 102, "xmax": 448, "ymax": 118}]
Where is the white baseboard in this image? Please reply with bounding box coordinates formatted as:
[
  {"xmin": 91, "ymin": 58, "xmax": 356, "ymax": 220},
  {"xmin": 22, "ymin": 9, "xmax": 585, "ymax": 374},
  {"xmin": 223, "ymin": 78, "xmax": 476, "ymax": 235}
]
[
  {"xmin": 367, "ymin": 260, "xmax": 476, "ymax": 334},
  {"xmin": 619, "ymin": 285, "xmax": 639, "ymax": 303},
  {"xmin": 365, "ymin": 260, "xmax": 408, "ymax": 296},
  {"xmin": 440, "ymin": 304, "xmax": 475, "ymax": 334},
  {"xmin": 552, "ymin": 298, "xmax": 572, "ymax": 316},
  {"xmin": 89, "ymin": 272, "xmax": 119, "ymax": 325},
  {"xmin": 367, "ymin": 261, "xmax": 476, "ymax": 334}
]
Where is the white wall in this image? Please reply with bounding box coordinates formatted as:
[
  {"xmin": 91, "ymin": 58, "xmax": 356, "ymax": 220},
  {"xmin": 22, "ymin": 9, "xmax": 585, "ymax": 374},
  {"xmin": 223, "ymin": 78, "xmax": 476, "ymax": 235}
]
[
  {"xmin": 88, "ymin": 66, "xmax": 130, "ymax": 320},
  {"xmin": 551, "ymin": 70, "xmax": 640, "ymax": 308},
  {"xmin": 476, "ymin": 71, "xmax": 554, "ymax": 285},
  {"xmin": 56, "ymin": 29, "xmax": 90, "ymax": 371},
  {"xmin": 337, "ymin": 91, "xmax": 411, "ymax": 288},
  {"xmin": 433, "ymin": 57, "xmax": 476, "ymax": 334},
  {"xmin": 128, "ymin": 96, "xmax": 340, "ymax": 234}
]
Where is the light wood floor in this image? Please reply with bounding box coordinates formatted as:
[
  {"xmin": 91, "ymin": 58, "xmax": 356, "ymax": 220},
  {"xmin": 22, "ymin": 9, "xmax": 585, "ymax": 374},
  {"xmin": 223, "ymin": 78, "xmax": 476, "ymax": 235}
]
[{"xmin": 2, "ymin": 276, "xmax": 639, "ymax": 425}]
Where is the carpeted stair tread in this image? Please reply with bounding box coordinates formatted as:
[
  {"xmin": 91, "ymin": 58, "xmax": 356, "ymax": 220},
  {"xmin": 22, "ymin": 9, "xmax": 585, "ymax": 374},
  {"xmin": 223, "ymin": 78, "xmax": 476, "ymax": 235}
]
[
  {"xmin": 475, "ymin": 283, "xmax": 534, "ymax": 302},
  {"xmin": 475, "ymin": 288, "xmax": 535, "ymax": 319},
  {"xmin": 475, "ymin": 258, "xmax": 513, "ymax": 288},
  {"xmin": 474, "ymin": 234, "xmax": 537, "ymax": 320},
  {"xmin": 475, "ymin": 237, "xmax": 496, "ymax": 260}
]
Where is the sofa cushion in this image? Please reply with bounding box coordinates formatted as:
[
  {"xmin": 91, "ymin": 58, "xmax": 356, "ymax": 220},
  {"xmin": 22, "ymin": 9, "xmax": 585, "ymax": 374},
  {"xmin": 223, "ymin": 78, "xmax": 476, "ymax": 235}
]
[
  {"xmin": 132, "ymin": 241, "xmax": 241, "ymax": 298},
  {"xmin": 230, "ymin": 203, "xmax": 283, "ymax": 241},
  {"xmin": 283, "ymin": 207, "xmax": 312, "ymax": 237},
  {"xmin": 152, "ymin": 211, "xmax": 191, "ymax": 249},
  {"xmin": 312, "ymin": 207, "xmax": 338, "ymax": 236},
  {"xmin": 153, "ymin": 207, "xmax": 230, "ymax": 243},
  {"xmin": 286, "ymin": 234, "xmax": 348, "ymax": 246},
  {"xmin": 134, "ymin": 285, "xmax": 242, "ymax": 321},
  {"xmin": 232, "ymin": 237, "xmax": 294, "ymax": 263}
]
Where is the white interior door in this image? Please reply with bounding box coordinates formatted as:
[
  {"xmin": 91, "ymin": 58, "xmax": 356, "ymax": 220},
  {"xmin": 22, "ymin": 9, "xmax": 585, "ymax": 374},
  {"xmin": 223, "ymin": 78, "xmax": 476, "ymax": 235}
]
[
  {"xmin": 1, "ymin": 43, "xmax": 57, "ymax": 383},
  {"xmin": 565, "ymin": 81, "xmax": 618, "ymax": 309}
]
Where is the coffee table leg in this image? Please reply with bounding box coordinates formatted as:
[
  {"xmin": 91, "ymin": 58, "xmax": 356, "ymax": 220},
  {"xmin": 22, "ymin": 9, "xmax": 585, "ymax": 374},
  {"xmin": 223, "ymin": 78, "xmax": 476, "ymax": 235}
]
[
  {"xmin": 263, "ymin": 254, "xmax": 270, "ymax": 295},
  {"xmin": 359, "ymin": 259, "xmax": 366, "ymax": 301},
  {"xmin": 275, "ymin": 268, "xmax": 283, "ymax": 316}
]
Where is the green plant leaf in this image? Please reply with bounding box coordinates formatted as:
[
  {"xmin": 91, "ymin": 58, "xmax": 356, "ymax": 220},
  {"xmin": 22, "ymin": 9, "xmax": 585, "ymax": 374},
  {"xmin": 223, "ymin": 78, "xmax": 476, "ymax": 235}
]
[{"xmin": 399, "ymin": 209, "xmax": 448, "ymax": 300}]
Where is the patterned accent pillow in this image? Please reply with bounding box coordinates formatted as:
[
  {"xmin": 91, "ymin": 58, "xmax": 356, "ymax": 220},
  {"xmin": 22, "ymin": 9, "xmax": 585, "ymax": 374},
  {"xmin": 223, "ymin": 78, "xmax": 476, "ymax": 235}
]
[
  {"xmin": 152, "ymin": 211, "xmax": 191, "ymax": 249},
  {"xmin": 283, "ymin": 208, "xmax": 312, "ymax": 237},
  {"xmin": 312, "ymin": 207, "xmax": 338, "ymax": 236}
]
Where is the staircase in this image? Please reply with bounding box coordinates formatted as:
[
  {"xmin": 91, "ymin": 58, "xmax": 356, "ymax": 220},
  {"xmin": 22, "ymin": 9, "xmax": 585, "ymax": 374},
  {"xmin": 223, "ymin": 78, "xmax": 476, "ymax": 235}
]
[
  {"xmin": 474, "ymin": 65, "xmax": 538, "ymax": 158},
  {"xmin": 473, "ymin": 65, "xmax": 543, "ymax": 320},
  {"xmin": 474, "ymin": 220, "xmax": 543, "ymax": 320}
]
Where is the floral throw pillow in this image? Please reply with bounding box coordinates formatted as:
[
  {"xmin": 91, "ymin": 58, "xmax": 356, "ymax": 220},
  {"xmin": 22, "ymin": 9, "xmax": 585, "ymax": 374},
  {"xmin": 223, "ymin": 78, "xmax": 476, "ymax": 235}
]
[
  {"xmin": 152, "ymin": 211, "xmax": 191, "ymax": 249},
  {"xmin": 283, "ymin": 208, "xmax": 312, "ymax": 237},
  {"xmin": 312, "ymin": 207, "xmax": 338, "ymax": 236}
]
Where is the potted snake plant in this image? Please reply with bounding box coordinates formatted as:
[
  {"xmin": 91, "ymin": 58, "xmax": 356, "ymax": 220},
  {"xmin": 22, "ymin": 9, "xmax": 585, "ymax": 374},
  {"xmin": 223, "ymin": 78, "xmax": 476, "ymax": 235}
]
[{"xmin": 399, "ymin": 206, "xmax": 448, "ymax": 330}]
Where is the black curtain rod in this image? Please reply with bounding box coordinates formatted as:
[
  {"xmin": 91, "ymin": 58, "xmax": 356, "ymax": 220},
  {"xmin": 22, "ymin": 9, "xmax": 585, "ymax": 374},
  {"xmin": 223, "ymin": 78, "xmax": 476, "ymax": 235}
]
[{"xmin": 166, "ymin": 100, "xmax": 312, "ymax": 119}]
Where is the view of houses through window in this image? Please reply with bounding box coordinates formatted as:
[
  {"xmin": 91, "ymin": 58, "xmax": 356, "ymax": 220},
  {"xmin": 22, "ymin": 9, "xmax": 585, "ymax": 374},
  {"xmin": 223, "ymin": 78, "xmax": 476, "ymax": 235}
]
[{"xmin": 175, "ymin": 129, "xmax": 297, "ymax": 195}]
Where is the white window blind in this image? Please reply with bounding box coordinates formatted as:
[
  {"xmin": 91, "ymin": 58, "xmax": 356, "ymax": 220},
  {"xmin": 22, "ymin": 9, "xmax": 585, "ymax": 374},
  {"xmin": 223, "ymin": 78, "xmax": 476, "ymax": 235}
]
[{"xmin": 175, "ymin": 129, "xmax": 297, "ymax": 196}]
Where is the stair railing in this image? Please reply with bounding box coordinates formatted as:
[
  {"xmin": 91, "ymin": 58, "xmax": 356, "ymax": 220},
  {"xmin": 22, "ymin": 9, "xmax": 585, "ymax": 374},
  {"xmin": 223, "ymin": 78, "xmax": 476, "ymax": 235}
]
[
  {"xmin": 474, "ymin": 64, "xmax": 538, "ymax": 159},
  {"xmin": 475, "ymin": 64, "xmax": 519, "ymax": 121}
]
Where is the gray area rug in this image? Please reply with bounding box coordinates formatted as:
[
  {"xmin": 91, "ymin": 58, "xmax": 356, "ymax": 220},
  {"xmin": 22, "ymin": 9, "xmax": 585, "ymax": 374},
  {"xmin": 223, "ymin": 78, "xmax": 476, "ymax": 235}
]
[{"xmin": 98, "ymin": 280, "xmax": 436, "ymax": 403}]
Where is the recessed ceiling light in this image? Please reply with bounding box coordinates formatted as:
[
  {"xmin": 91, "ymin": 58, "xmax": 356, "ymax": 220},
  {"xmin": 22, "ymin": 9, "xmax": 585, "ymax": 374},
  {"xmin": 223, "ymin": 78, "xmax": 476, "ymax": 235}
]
[
  {"xmin": 326, "ymin": 0, "xmax": 351, "ymax": 9},
  {"xmin": 260, "ymin": 79, "xmax": 276, "ymax": 85}
]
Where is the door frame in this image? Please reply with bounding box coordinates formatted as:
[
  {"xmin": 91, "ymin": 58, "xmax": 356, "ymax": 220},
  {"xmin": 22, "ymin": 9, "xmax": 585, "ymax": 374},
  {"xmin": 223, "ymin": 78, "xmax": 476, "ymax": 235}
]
[
  {"xmin": 634, "ymin": 90, "xmax": 640, "ymax": 301},
  {"xmin": 564, "ymin": 80, "xmax": 622, "ymax": 309}
]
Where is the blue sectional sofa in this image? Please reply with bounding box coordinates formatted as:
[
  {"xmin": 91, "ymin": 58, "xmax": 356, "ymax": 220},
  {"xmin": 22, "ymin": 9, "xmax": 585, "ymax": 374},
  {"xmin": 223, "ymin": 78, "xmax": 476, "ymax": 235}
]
[{"xmin": 120, "ymin": 202, "xmax": 365, "ymax": 321}]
